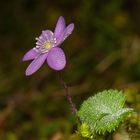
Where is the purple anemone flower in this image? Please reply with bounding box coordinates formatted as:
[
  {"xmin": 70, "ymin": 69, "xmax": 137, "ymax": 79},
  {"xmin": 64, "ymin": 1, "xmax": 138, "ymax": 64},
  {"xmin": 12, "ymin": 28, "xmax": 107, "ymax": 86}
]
[{"xmin": 22, "ymin": 16, "xmax": 74, "ymax": 76}]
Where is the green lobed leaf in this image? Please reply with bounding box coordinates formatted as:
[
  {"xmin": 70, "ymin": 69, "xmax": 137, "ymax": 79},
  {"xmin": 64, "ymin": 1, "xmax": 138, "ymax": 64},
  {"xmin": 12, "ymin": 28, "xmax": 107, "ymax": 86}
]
[{"xmin": 78, "ymin": 89, "xmax": 133, "ymax": 135}]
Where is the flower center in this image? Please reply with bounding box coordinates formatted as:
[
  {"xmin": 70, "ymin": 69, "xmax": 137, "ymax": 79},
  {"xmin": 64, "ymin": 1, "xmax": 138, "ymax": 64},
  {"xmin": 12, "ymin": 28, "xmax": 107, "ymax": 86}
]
[{"xmin": 44, "ymin": 41, "xmax": 52, "ymax": 49}]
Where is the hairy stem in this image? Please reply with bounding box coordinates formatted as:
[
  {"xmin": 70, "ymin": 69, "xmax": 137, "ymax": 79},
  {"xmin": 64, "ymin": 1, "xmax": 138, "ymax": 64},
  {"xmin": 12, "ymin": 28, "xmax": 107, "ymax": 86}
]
[{"xmin": 58, "ymin": 72, "xmax": 78, "ymax": 115}]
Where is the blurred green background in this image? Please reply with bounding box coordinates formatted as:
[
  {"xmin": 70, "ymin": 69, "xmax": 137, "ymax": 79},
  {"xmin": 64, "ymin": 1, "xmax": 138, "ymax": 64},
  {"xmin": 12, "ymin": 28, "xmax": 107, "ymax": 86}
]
[{"xmin": 0, "ymin": 0, "xmax": 140, "ymax": 139}]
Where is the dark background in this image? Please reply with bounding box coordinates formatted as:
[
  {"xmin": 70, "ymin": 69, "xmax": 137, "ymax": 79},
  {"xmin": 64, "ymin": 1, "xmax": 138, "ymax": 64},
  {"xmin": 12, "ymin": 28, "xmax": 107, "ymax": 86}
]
[{"xmin": 0, "ymin": 0, "xmax": 140, "ymax": 139}]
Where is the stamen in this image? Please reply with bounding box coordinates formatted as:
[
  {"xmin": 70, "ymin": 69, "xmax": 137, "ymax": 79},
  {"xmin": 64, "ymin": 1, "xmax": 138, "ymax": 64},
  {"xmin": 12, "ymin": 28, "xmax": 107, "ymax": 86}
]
[
  {"xmin": 35, "ymin": 37, "xmax": 42, "ymax": 42},
  {"xmin": 35, "ymin": 37, "xmax": 39, "ymax": 40},
  {"xmin": 33, "ymin": 47, "xmax": 39, "ymax": 51},
  {"xmin": 44, "ymin": 41, "xmax": 52, "ymax": 49},
  {"xmin": 36, "ymin": 46, "xmax": 40, "ymax": 49},
  {"xmin": 54, "ymin": 38, "xmax": 57, "ymax": 44},
  {"xmin": 36, "ymin": 42, "xmax": 43, "ymax": 46},
  {"xmin": 39, "ymin": 36, "xmax": 46, "ymax": 42}
]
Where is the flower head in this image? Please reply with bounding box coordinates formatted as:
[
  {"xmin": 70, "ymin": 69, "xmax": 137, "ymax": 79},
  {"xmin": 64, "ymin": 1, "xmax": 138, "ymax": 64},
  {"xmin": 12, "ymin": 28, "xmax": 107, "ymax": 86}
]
[{"xmin": 22, "ymin": 16, "xmax": 74, "ymax": 76}]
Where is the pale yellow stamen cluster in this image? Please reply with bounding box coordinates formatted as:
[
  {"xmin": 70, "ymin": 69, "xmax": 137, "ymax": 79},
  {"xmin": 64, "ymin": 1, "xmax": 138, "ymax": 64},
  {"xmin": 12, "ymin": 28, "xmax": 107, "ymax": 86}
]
[{"xmin": 44, "ymin": 42, "xmax": 52, "ymax": 49}]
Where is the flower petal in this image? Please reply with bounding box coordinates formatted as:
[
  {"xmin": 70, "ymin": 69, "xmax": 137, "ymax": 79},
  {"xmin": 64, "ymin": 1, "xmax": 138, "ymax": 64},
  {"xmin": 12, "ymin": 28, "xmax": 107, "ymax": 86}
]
[
  {"xmin": 56, "ymin": 23, "xmax": 74, "ymax": 46},
  {"xmin": 47, "ymin": 47, "xmax": 66, "ymax": 71},
  {"xmin": 54, "ymin": 16, "xmax": 66, "ymax": 39},
  {"xmin": 63, "ymin": 23, "xmax": 74, "ymax": 41},
  {"xmin": 41, "ymin": 30, "xmax": 54, "ymax": 42},
  {"xmin": 22, "ymin": 48, "xmax": 39, "ymax": 61},
  {"xmin": 25, "ymin": 53, "xmax": 47, "ymax": 76}
]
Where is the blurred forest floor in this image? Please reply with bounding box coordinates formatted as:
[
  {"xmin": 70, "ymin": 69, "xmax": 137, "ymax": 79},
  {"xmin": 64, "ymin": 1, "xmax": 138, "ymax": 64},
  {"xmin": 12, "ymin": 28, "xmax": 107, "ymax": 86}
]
[{"xmin": 0, "ymin": 0, "xmax": 140, "ymax": 139}]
